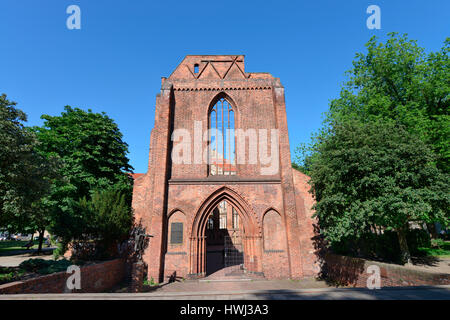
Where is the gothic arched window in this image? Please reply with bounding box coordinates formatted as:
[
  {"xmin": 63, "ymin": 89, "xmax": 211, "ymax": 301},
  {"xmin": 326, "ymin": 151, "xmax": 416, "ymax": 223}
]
[{"xmin": 209, "ymin": 97, "xmax": 236, "ymax": 175}]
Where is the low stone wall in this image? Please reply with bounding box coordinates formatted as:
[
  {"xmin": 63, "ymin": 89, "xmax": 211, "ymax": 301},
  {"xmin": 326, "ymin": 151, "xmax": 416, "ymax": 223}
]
[
  {"xmin": 324, "ymin": 253, "xmax": 450, "ymax": 287},
  {"xmin": 0, "ymin": 258, "xmax": 125, "ymax": 294}
]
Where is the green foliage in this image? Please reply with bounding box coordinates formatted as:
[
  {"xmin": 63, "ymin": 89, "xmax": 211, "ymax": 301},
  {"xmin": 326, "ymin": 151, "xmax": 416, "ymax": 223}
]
[
  {"xmin": 0, "ymin": 94, "xmax": 59, "ymax": 239},
  {"xmin": 0, "ymin": 267, "xmax": 25, "ymax": 285},
  {"xmin": 51, "ymin": 241, "xmax": 66, "ymax": 260},
  {"xmin": 1, "ymin": 96, "xmax": 133, "ymax": 259},
  {"xmin": 18, "ymin": 258, "xmax": 75, "ymax": 275},
  {"xmin": 432, "ymin": 238, "xmax": 448, "ymax": 248},
  {"xmin": 0, "ymin": 240, "xmax": 39, "ymax": 253},
  {"xmin": 33, "ymin": 106, "xmax": 133, "ymax": 198},
  {"xmin": 294, "ymin": 127, "xmax": 331, "ymax": 178},
  {"xmin": 1, "ymin": 259, "xmax": 86, "ymax": 284},
  {"xmin": 32, "ymin": 106, "xmax": 134, "ymax": 254},
  {"xmin": 298, "ymin": 34, "xmax": 449, "ymax": 175},
  {"xmin": 407, "ymin": 229, "xmax": 432, "ymax": 254},
  {"xmin": 309, "ymin": 120, "xmax": 449, "ymax": 263},
  {"xmin": 74, "ymin": 186, "xmax": 134, "ymax": 259},
  {"xmin": 298, "ymin": 34, "xmax": 449, "ymax": 264},
  {"xmin": 293, "ymin": 143, "xmax": 315, "ymax": 176},
  {"xmin": 143, "ymin": 276, "xmax": 157, "ymax": 286},
  {"xmin": 326, "ymin": 33, "xmax": 449, "ymax": 173},
  {"xmin": 417, "ymin": 239, "xmax": 450, "ymax": 257}
]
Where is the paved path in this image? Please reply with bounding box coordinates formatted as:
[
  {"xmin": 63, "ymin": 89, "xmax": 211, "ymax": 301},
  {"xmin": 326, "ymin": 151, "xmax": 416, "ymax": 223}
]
[
  {"xmin": 151, "ymin": 279, "xmax": 330, "ymax": 293},
  {"xmin": 1, "ymin": 285, "xmax": 449, "ymax": 300},
  {"xmin": 0, "ymin": 249, "xmax": 55, "ymax": 267}
]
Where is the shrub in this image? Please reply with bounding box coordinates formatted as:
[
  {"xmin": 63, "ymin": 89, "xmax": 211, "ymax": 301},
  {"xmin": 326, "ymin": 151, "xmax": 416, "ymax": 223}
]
[
  {"xmin": 18, "ymin": 258, "xmax": 75, "ymax": 274},
  {"xmin": 0, "ymin": 267, "xmax": 25, "ymax": 285},
  {"xmin": 67, "ymin": 185, "xmax": 133, "ymax": 261},
  {"xmin": 143, "ymin": 276, "xmax": 157, "ymax": 286}
]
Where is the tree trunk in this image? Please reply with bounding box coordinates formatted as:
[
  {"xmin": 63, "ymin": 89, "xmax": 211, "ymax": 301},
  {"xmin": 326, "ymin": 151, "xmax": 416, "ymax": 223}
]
[
  {"xmin": 37, "ymin": 230, "xmax": 44, "ymax": 254},
  {"xmin": 397, "ymin": 228, "xmax": 412, "ymax": 265}
]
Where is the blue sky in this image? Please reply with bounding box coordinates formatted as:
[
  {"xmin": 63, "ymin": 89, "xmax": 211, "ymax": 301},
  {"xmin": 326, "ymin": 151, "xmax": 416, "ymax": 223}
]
[{"xmin": 0, "ymin": 0, "xmax": 448, "ymax": 173}]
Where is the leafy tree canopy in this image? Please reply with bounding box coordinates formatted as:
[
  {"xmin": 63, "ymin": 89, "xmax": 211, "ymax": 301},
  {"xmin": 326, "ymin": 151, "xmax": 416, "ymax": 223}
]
[
  {"xmin": 325, "ymin": 33, "xmax": 449, "ymax": 172},
  {"xmin": 32, "ymin": 106, "xmax": 134, "ymax": 249},
  {"xmin": 0, "ymin": 94, "xmax": 58, "ymax": 238},
  {"xmin": 33, "ymin": 106, "xmax": 133, "ymax": 198},
  {"xmin": 295, "ymin": 34, "xmax": 449, "ymax": 174},
  {"xmin": 310, "ymin": 120, "xmax": 449, "ymax": 264}
]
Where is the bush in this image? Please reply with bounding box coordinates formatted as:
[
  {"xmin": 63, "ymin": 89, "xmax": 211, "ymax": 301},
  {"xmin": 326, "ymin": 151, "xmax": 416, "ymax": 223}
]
[
  {"xmin": 52, "ymin": 241, "xmax": 66, "ymax": 260},
  {"xmin": 143, "ymin": 276, "xmax": 157, "ymax": 286},
  {"xmin": 0, "ymin": 267, "xmax": 25, "ymax": 285},
  {"xmin": 18, "ymin": 258, "xmax": 75, "ymax": 275},
  {"xmin": 72, "ymin": 186, "xmax": 133, "ymax": 261}
]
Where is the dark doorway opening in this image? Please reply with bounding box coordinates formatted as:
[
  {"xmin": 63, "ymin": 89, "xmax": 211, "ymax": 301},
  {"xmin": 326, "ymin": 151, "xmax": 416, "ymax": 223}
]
[{"xmin": 205, "ymin": 200, "xmax": 243, "ymax": 276}]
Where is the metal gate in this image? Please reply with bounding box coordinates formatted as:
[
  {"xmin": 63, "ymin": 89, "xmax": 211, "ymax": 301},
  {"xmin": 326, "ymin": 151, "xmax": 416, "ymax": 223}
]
[{"xmin": 224, "ymin": 234, "xmax": 244, "ymax": 273}]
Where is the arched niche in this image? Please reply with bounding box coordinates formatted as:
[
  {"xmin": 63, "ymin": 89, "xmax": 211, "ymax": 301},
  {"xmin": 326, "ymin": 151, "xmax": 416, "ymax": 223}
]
[
  {"xmin": 263, "ymin": 209, "xmax": 286, "ymax": 252},
  {"xmin": 167, "ymin": 210, "xmax": 186, "ymax": 249}
]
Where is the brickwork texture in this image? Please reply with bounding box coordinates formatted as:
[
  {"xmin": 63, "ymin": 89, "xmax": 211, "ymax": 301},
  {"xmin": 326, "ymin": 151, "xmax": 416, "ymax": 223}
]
[
  {"xmin": 0, "ymin": 259, "xmax": 125, "ymax": 294},
  {"xmin": 132, "ymin": 55, "xmax": 321, "ymax": 282}
]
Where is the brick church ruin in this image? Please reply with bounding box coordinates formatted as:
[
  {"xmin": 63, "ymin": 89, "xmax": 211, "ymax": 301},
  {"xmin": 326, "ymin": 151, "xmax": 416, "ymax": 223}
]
[{"xmin": 132, "ymin": 55, "xmax": 319, "ymax": 282}]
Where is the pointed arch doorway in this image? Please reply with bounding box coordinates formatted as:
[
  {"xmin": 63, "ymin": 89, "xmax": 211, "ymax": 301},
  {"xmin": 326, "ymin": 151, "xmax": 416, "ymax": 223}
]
[
  {"xmin": 188, "ymin": 187, "xmax": 263, "ymax": 279},
  {"xmin": 205, "ymin": 199, "xmax": 243, "ymax": 276}
]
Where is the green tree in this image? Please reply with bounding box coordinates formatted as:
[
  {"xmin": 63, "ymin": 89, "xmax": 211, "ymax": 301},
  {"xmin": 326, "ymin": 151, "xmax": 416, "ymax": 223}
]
[
  {"xmin": 326, "ymin": 33, "xmax": 449, "ymax": 172},
  {"xmin": 296, "ymin": 34, "xmax": 450, "ymax": 262},
  {"xmin": 0, "ymin": 94, "xmax": 59, "ymax": 251},
  {"xmin": 33, "ymin": 106, "xmax": 134, "ymax": 252},
  {"xmin": 76, "ymin": 186, "xmax": 133, "ymax": 259},
  {"xmin": 310, "ymin": 120, "xmax": 449, "ymax": 264},
  {"xmin": 293, "ymin": 142, "xmax": 317, "ymax": 176}
]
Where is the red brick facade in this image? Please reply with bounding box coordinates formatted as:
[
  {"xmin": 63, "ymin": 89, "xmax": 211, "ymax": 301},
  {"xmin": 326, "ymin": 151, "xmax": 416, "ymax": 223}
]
[{"xmin": 132, "ymin": 55, "xmax": 320, "ymax": 281}]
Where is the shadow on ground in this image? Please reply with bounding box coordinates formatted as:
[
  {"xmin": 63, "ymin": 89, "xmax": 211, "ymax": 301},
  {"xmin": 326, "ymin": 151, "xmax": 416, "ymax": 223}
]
[
  {"xmin": 247, "ymin": 286, "xmax": 450, "ymax": 300},
  {"xmin": 411, "ymin": 255, "xmax": 441, "ymax": 267}
]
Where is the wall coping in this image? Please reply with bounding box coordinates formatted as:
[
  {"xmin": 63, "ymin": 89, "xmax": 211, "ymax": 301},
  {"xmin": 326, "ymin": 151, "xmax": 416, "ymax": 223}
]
[{"xmin": 0, "ymin": 258, "xmax": 124, "ymax": 293}]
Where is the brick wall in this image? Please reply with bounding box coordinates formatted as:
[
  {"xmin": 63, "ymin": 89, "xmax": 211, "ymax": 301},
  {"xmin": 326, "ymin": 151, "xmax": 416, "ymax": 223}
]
[
  {"xmin": 324, "ymin": 253, "xmax": 450, "ymax": 287},
  {"xmin": 292, "ymin": 169, "xmax": 321, "ymax": 277},
  {"xmin": 132, "ymin": 55, "xmax": 321, "ymax": 281},
  {"xmin": 0, "ymin": 259, "xmax": 125, "ymax": 294}
]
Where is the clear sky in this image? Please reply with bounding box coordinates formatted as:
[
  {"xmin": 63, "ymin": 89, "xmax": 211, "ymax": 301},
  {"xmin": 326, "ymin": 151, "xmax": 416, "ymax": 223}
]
[{"xmin": 0, "ymin": 0, "xmax": 448, "ymax": 173}]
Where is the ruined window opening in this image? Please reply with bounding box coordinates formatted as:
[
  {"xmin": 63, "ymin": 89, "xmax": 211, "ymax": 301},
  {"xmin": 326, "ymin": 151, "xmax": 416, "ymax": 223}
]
[
  {"xmin": 219, "ymin": 200, "xmax": 227, "ymax": 229},
  {"xmin": 209, "ymin": 98, "xmax": 236, "ymax": 176},
  {"xmin": 207, "ymin": 217, "xmax": 214, "ymax": 230},
  {"xmin": 232, "ymin": 207, "xmax": 239, "ymax": 229}
]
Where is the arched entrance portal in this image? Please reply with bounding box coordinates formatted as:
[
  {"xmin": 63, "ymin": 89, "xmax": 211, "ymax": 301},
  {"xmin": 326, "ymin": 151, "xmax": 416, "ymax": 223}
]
[
  {"xmin": 205, "ymin": 200, "xmax": 243, "ymax": 275},
  {"xmin": 189, "ymin": 187, "xmax": 263, "ymax": 278}
]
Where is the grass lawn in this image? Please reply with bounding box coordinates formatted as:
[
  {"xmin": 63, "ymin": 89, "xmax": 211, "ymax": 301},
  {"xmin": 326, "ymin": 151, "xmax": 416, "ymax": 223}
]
[
  {"xmin": 0, "ymin": 267, "xmax": 25, "ymax": 284},
  {"xmin": 0, "ymin": 240, "xmax": 40, "ymax": 253},
  {"xmin": 418, "ymin": 239, "xmax": 450, "ymax": 258}
]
